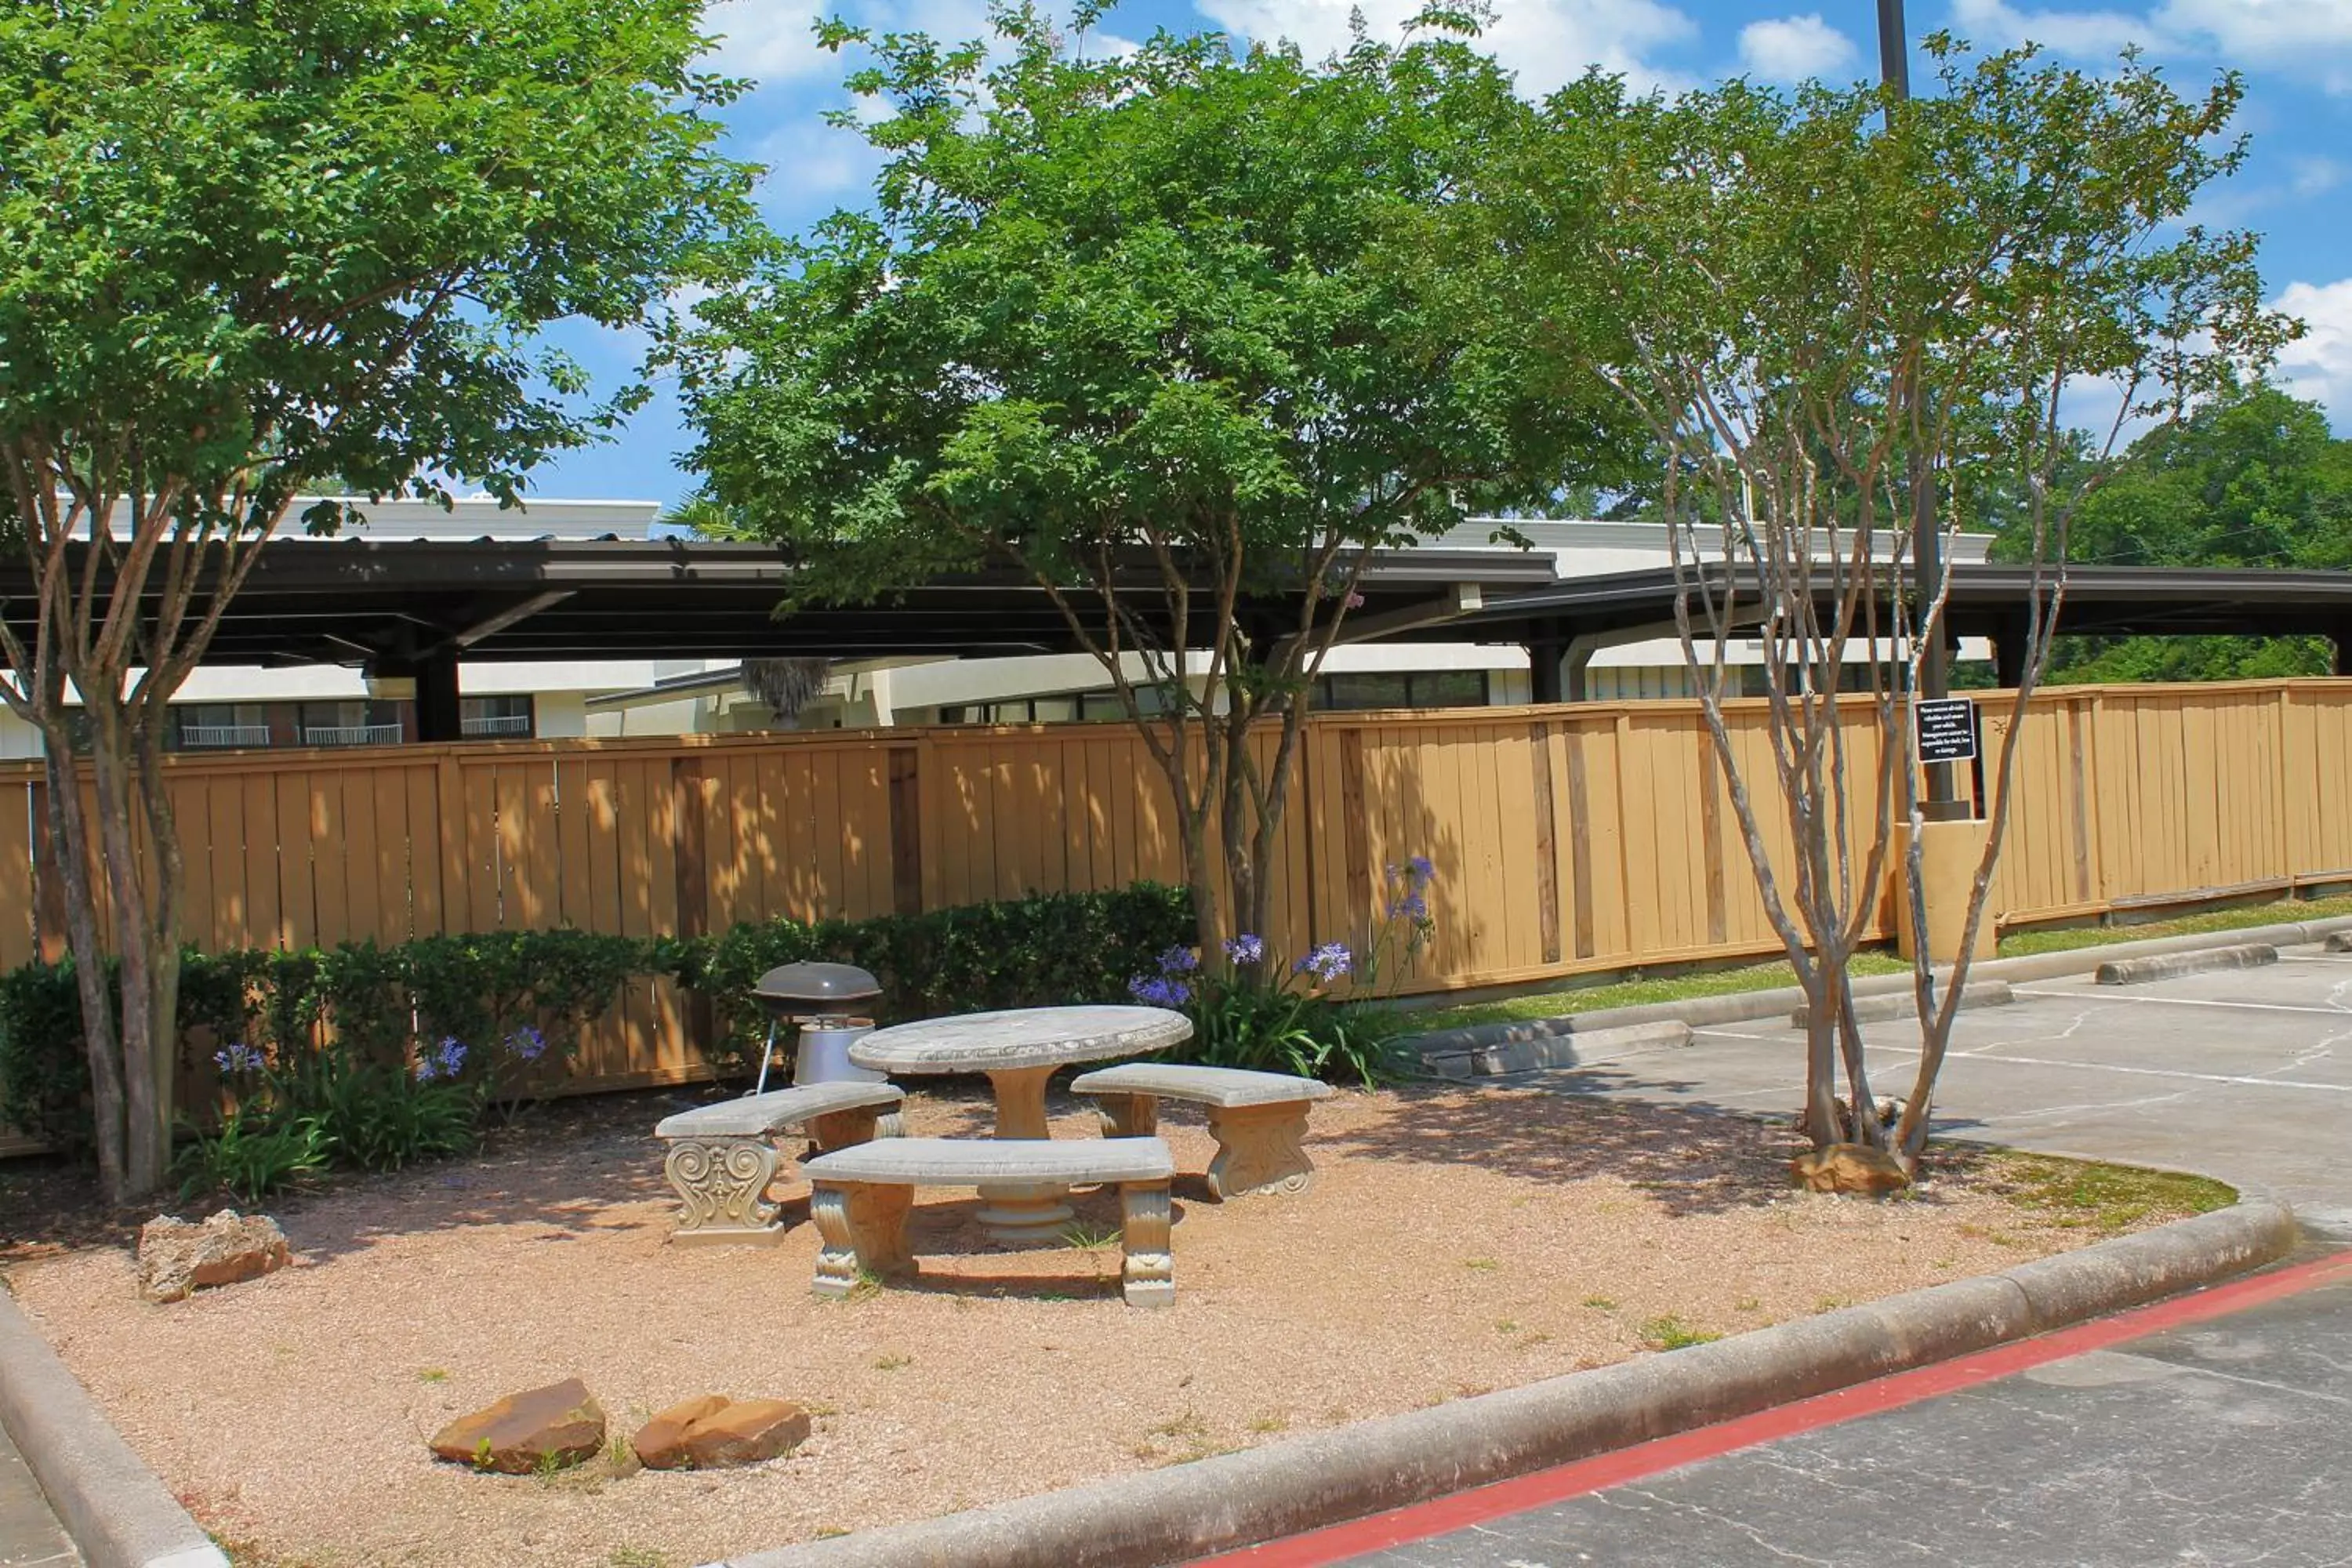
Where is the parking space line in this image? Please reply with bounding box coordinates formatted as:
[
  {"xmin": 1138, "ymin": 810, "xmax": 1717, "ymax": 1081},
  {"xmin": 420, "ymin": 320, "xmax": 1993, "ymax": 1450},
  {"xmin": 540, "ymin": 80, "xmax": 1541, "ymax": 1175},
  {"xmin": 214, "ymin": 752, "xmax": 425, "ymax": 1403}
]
[
  {"xmin": 1849, "ymin": 1044, "xmax": 2348, "ymax": 1093},
  {"xmin": 2012, "ymin": 987, "xmax": 2352, "ymax": 1018}
]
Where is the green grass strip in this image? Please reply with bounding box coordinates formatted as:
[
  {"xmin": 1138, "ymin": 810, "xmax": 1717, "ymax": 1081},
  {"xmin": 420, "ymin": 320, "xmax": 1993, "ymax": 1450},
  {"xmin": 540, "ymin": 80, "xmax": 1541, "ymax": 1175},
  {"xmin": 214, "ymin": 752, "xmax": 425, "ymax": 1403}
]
[{"xmin": 1405, "ymin": 894, "xmax": 2352, "ymax": 1035}]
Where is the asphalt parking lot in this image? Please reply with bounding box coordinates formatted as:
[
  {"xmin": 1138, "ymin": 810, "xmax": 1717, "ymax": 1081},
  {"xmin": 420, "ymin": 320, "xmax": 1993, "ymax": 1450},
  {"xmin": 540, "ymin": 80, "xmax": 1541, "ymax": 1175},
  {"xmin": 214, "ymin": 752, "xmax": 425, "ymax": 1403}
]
[
  {"xmin": 1269, "ymin": 942, "xmax": 2352, "ymax": 1567},
  {"xmin": 1544, "ymin": 945, "xmax": 2352, "ymax": 1233}
]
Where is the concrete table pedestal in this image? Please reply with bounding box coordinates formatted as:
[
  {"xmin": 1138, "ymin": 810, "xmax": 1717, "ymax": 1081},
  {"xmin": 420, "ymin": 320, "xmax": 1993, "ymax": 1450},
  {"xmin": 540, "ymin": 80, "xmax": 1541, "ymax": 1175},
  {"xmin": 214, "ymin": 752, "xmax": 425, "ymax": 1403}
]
[
  {"xmin": 849, "ymin": 1004, "xmax": 1195, "ymax": 1246},
  {"xmin": 972, "ymin": 1065, "xmax": 1075, "ymax": 1240}
]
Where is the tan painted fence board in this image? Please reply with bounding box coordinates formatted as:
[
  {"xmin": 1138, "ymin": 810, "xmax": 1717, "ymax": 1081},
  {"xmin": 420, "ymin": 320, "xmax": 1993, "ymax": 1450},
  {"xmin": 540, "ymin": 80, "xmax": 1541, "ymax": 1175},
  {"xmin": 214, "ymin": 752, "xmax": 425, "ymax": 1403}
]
[{"xmin": 9, "ymin": 681, "xmax": 2352, "ymax": 1094}]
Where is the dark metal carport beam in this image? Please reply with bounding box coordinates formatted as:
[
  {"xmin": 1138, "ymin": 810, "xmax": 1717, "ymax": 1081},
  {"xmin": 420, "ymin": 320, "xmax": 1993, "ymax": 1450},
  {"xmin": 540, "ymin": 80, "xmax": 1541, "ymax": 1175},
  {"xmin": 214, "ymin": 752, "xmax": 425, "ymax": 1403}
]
[
  {"xmin": 439, "ymin": 589, "xmax": 576, "ymax": 652},
  {"xmin": 1264, "ymin": 583, "xmax": 1491, "ymax": 677},
  {"xmin": 1327, "ymin": 583, "xmax": 1490, "ymax": 646}
]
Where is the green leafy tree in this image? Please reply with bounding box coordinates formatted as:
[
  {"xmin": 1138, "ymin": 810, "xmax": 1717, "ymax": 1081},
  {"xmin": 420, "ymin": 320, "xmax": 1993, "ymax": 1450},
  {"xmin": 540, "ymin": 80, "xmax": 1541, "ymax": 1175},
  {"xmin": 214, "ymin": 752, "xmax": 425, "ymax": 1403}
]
[
  {"xmin": 676, "ymin": 3, "xmax": 1635, "ymax": 962},
  {"xmin": 1991, "ymin": 383, "xmax": 2352, "ymax": 681},
  {"xmin": 1505, "ymin": 41, "xmax": 2295, "ymax": 1158},
  {"xmin": 0, "ymin": 0, "xmax": 759, "ymax": 1200}
]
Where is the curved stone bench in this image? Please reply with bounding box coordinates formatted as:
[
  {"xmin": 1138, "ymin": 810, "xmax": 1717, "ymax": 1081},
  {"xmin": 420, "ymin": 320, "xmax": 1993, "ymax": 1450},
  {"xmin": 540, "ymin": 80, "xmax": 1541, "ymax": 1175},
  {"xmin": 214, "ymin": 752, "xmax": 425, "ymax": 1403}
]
[
  {"xmin": 654, "ymin": 1083, "xmax": 905, "ymax": 1246},
  {"xmin": 1069, "ymin": 1063, "xmax": 1334, "ymax": 1201},
  {"xmin": 801, "ymin": 1137, "xmax": 1178, "ymax": 1308}
]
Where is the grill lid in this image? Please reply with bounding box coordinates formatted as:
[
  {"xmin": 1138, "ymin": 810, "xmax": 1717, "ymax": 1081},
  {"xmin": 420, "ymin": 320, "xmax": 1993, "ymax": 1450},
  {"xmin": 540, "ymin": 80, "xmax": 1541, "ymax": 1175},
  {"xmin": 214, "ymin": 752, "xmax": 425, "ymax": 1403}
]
[{"xmin": 751, "ymin": 961, "xmax": 884, "ymax": 1008}]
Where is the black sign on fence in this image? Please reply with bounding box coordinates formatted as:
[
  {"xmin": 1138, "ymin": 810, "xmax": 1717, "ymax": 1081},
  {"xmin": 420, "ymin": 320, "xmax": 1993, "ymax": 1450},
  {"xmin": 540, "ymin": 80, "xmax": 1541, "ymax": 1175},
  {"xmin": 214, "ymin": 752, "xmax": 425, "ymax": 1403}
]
[{"xmin": 1914, "ymin": 698, "xmax": 1979, "ymax": 764}]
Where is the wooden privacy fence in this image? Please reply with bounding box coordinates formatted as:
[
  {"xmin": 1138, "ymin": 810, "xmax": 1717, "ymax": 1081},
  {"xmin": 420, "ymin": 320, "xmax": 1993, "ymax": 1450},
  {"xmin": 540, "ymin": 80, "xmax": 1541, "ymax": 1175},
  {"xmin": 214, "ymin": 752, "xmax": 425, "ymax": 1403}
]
[{"xmin": 6, "ymin": 678, "xmax": 2352, "ymax": 1090}]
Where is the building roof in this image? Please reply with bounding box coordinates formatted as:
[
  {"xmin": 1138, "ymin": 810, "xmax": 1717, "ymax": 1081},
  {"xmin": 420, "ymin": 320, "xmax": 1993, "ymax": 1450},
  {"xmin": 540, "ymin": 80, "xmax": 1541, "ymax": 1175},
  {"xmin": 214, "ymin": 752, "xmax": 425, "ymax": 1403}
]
[
  {"xmin": 1, "ymin": 537, "xmax": 1561, "ymax": 668},
  {"xmin": 90, "ymin": 495, "xmax": 666, "ymax": 543},
  {"xmin": 1406, "ymin": 562, "xmax": 2352, "ymax": 646}
]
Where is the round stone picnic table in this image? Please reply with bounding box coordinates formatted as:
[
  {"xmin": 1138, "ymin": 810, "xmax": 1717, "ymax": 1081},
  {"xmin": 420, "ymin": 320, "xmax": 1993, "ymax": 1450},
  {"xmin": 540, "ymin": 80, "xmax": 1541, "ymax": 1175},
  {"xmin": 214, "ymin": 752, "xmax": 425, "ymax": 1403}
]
[{"xmin": 848, "ymin": 1004, "xmax": 1193, "ymax": 1243}]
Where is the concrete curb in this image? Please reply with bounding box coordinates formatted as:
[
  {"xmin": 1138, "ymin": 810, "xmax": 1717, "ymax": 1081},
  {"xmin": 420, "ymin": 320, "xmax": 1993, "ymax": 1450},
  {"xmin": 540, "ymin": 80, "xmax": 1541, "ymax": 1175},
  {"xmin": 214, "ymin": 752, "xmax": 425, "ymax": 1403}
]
[
  {"xmin": 1791, "ymin": 979, "xmax": 2013, "ymax": 1028},
  {"xmin": 2095, "ymin": 943, "xmax": 2279, "ymax": 986},
  {"xmin": 0, "ymin": 1283, "xmax": 227, "ymax": 1568},
  {"xmin": 1403, "ymin": 913, "xmax": 2352, "ymax": 1062},
  {"xmin": 1421, "ymin": 1020, "xmax": 1692, "ymax": 1080},
  {"xmin": 709, "ymin": 1198, "xmax": 2299, "ymax": 1568}
]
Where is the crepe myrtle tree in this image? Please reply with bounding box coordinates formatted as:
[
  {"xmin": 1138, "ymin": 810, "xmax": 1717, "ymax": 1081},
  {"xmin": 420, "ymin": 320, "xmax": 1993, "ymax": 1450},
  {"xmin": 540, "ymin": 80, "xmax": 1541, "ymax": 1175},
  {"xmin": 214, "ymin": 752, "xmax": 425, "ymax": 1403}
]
[
  {"xmin": 674, "ymin": 2, "xmax": 1635, "ymax": 966},
  {"xmin": 0, "ymin": 0, "xmax": 760, "ymax": 1200},
  {"xmin": 1508, "ymin": 41, "xmax": 2295, "ymax": 1159}
]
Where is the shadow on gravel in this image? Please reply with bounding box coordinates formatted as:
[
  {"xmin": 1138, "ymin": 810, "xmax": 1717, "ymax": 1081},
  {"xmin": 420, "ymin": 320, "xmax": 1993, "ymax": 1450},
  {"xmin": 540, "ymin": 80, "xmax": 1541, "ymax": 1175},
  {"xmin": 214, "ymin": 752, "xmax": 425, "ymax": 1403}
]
[
  {"xmin": 1321, "ymin": 1066, "xmax": 1998, "ymax": 1218},
  {"xmin": 0, "ymin": 1081, "xmax": 1004, "ymax": 1267}
]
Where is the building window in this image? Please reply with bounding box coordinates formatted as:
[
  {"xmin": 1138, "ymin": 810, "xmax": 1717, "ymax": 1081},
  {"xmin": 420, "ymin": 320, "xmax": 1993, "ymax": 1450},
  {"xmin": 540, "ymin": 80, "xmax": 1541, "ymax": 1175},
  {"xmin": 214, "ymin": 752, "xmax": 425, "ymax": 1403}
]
[
  {"xmin": 461, "ymin": 695, "xmax": 534, "ymax": 739},
  {"xmin": 936, "ymin": 685, "xmax": 1173, "ymax": 726},
  {"xmin": 299, "ymin": 699, "xmax": 404, "ymax": 747},
  {"xmin": 172, "ymin": 704, "xmax": 273, "ymax": 750},
  {"xmin": 1312, "ymin": 670, "xmax": 1491, "ymax": 712}
]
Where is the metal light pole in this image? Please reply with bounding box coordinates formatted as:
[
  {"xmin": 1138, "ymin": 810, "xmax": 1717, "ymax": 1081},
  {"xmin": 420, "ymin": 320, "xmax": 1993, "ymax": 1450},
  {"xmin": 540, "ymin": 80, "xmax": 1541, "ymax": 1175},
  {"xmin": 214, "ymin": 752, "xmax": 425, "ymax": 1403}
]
[
  {"xmin": 1875, "ymin": 0, "xmax": 1965, "ymax": 818},
  {"xmin": 1875, "ymin": 0, "xmax": 1909, "ymax": 94}
]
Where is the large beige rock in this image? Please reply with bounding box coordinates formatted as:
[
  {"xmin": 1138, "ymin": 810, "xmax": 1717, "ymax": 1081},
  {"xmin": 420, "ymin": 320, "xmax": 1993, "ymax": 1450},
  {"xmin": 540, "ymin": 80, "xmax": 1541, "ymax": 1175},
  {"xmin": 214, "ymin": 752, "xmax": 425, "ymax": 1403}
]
[
  {"xmin": 1791, "ymin": 1142, "xmax": 1911, "ymax": 1196},
  {"xmin": 429, "ymin": 1378, "xmax": 607, "ymax": 1474},
  {"xmin": 136, "ymin": 1210, "xmax": 292, "ymax": 1303},
  {"xmin": 633, "ymin": 1396, "xmax": 811, "ymax": 1470}
]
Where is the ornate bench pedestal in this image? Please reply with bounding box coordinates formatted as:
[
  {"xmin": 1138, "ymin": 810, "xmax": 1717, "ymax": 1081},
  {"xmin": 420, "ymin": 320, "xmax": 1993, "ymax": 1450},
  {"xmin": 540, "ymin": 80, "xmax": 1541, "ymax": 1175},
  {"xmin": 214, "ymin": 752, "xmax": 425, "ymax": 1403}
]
[
  {"xmin": 1073, "ymin": 1064, "xmax": 1334, "ymax": 1201},
  {"xmin": 653, "ymin": 1083, "xmax": 906, "ymax": 1246},
  {"xmin": 805, "ymin": 1137, "xmax": 1178, "ymax": 1308}
]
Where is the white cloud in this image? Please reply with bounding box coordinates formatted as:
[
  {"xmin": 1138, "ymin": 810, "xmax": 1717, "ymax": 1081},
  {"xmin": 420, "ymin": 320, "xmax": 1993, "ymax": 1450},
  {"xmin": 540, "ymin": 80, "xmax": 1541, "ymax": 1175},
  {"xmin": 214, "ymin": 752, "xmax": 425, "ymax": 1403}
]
[
  {"xmin": 2157, "ymin": 0, "xmax": 2352, "ymax": 59},
  {"xmin": 2291, "ymin": 157, "xmax": 2347, "ymax": 198},
  {"xmin": 2271, "ymin": 279, "xmax": 2352, "ymax": 430},
  {"xmin": 1949, "ymin": 0, "xmax": 2352, "ymax": 86},
  {"xmin": 700, "ymin": 0, "xmax": 1007, "ymax": 96},
  {"xmin": 1948, "ymin": 0, "xmax": 2169, "ymax": 55},
  {"xmin": 753, "ymin": 111, "xmax": 890, "ymax": 201},
  {"xmin": 699, "ymin": 1, "xmax": 834, "ymax": 89},
  {"xmin": 1738, "ymin": 14, "xmax": 1861, "ymax": 82},
  {"xmin": 1190, "ymin": 0, "xmax": 1698, "ymax": 95}
]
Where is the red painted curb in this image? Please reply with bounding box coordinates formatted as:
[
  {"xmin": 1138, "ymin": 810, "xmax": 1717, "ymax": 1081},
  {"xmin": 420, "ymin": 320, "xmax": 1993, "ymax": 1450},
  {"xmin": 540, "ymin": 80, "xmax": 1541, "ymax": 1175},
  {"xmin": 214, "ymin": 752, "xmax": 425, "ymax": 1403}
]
[{"xmin": 1195, "ymin": 1249, "xmax": 2352, "ymax": 1566}]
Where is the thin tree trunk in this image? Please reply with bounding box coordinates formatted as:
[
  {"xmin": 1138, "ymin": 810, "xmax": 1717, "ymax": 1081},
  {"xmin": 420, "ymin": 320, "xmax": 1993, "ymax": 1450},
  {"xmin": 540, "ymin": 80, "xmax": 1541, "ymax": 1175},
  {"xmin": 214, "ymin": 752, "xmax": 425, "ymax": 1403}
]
[
  {"xmin": 42, "ymin": 743, "xmax": 129, "ymax": 1196},
  {"xmin": 136, "ymin": 715, "xmax": 185, "ymax": 1176},
  {"xmin": 1834, "ymin": 984, "xmax": 1882, "ymax": 1147},
  {"xmin": 1798, "ymin": 974, "xmax": 1840, "ymax": 1145},
  {"xmin": 1184, "ymin": 824, "xmax": 1222, "ymax": 967},
  {"xmin": 85, "ymin": 706, "xmax": 169, "ymax": 1196}
]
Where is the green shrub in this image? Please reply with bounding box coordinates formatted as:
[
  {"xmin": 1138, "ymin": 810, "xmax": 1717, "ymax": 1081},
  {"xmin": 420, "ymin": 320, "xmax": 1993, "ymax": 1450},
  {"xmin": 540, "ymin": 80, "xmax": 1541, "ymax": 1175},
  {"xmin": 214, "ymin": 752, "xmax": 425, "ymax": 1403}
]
[
  {"xmin": 275, "ymin": 1051, "xmax": 480, "ymax": 1172},
  {"xmin": 671, "ymin": 883, "xmax": 1196, "ymax": 1074},
  {"xmin": 1123, "ymin": 860, "xmax": 1435, "ymax": 1087},
  {"xmin": 170, "ymin": 1105, "xmax": 332, "ymax": 1203},
  {"xmin": 0, "ymin": 883, "xmax": 1199, "ymax": 1152},
  {"xmin": 1185, "ymin": 978, "xmax": 1410, "ymax": 1087},
  {"xmin": 0, "ymin": 957, "xmax": 92, "ymax": 1153}
]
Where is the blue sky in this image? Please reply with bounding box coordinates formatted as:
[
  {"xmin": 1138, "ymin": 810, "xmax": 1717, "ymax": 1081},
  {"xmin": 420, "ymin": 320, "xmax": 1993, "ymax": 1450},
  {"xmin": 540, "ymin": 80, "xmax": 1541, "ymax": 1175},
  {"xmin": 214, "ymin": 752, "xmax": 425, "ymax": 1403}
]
[{"xmin": 526, "ymin": 0, "xmax": 2352, "ymax": 510}]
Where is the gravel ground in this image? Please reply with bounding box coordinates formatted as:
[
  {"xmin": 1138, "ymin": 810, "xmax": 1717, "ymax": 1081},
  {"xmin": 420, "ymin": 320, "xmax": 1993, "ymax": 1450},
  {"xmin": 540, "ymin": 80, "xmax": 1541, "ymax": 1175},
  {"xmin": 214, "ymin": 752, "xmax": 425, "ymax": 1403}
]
[{"xmin": 5, "ymin": 1083, "xmax": 2148, "ymax": 1568}]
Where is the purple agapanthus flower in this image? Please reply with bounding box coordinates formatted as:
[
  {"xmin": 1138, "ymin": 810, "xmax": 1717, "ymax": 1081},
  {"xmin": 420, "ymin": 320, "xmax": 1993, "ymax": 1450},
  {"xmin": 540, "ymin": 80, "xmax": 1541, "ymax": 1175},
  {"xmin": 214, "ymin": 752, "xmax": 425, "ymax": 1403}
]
[
  {"xmin": 1406, "ymin": 854, "xmax": 1434, "ymax": 880},
  {"xmin": 1156, "ymin": 945, "xmax": 1200, "ymax": 975},
  {"xmin": 416, "ymin": 1036, "xmax": 466, "ymax": 1083},
  {"xmin": 1224, "ymin": 934, "xmax": 1265, "ymax": 966},
  {"xmin": 506, "ymin": 1025, "xmax": 548, "ymax": 1063},
  {"xmin": 212, "ymin": 1042, "xmax": 266, "ymax": 1076},
  {"xmin": 1128, "ymin": 974, "xmax": 1194, "ymax": 1008},
  {"xmin": 1386, "ymin": 890, "xmax": 1429, "ymax": 922},
  {"xmin": 1296, "ymin": 942, "xmax": 1353, "ymax": 982}
]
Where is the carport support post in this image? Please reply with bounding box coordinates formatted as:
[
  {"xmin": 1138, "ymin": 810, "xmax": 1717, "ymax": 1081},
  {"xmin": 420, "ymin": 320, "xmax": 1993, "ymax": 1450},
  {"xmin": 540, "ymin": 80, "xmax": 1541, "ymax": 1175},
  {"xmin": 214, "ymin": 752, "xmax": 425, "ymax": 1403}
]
[
  {"xmin": 1527, "ymin": 637, "xmax": 1566, "ymax": 705},
  {"xmin": 1993, "ymin": 614, "xmax": 2031, "ymax": 691},
  {"xmin": 376, "ymin": 653, "xmax": 464, "ymax": 743}
]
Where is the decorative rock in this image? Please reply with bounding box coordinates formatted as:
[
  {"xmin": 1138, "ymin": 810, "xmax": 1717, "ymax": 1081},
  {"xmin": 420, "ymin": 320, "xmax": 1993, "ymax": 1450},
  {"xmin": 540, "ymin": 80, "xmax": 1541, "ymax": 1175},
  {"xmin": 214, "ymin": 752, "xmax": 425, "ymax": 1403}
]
[
  {"xmin": 632, "ymin": 1396, "xmax": 812, "ymax": 1470},
  {"xmin": 630, "ymin": 1394, "xmax": 730, "ymax": 1467},
  {"xmin": 135, "ymin": 1210, "xmax": 292, "ymax": 1303},
  {"xmin": 1791, "ymin": 1142, "xmax": 1911, "ymax": 1196},
  {"xmin": 428, "ymin": 1378, "xmax": 607, "ymax": 1474}
]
